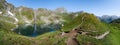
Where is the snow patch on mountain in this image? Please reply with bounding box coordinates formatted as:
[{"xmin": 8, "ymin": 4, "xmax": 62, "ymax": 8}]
[
  {"xmin": 23, "ymin": 16, "xmax": 33, "ymax": 27},
  {"xmin": 8, "ymin": 11, "xmax": 14, "ymax": 16},
  {"xmin": 7, "ymin": 11, "xmax": 19, "ymax": 31},
  {"xmin": 0, "ymin": 12, "xmax": 2, "ymax": 14},
  {"xmin": 40, "ymin": 16, "xmax": 51, "ymax": 24},
  {"xmin": 7, "ymin": 11, "xmax": 19, "ymax": 24},
  {"xmin": 23, "ymin": 16, "xmax": 33, "ymax": 24}
]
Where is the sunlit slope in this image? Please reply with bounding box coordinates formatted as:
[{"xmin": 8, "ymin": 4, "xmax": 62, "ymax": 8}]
[
  {"xmin": 0, "ymin": 30, "xmax": 34, "ymax": 45},
  {"xmin": 0, "ymin": 12, "xmax": 120, "ymax": 45},
  {"xmin": 62, "ymin": 12, "xmax": 108, "ymax": 35}
]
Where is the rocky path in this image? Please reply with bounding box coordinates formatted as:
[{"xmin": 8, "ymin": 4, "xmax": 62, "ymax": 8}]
[
  {"xmin": 95, "ymin": 31, "xmax": 110, "ymax": 39},
  {"xmin": 62, "ymin": 16, "xmax": 86, "ymax": 45},
  {"xmin": 66, "ymin": 38, "xmax": 80, "ymax": 45},
  {"xmin": 62, "ymin": 30, "xmax": 80, "ymax": 45}
]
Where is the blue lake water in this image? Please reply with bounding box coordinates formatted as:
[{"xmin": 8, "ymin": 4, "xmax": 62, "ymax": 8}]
[
  {"xmin": 31, "ymin": 29, "xmax": 55, "ymax": 37},
  {"xmin": 50, "ymin": 29, "xmax": 55, "ymax": 32},
  {"xmin": 31, "ymin": 32, "xmax": 37, "ymax": 37}
]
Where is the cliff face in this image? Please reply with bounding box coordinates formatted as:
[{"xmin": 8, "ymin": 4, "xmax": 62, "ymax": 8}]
[
  {"xmin": 0, "ymin": 0, "xmax": 14, "ymax": 11},
  {"xmin": 0, "ymin": 0, "xmax": 68, "ymax": 36}
]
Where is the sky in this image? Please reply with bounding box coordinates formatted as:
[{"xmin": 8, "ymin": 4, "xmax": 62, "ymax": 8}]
[{"xmin": 6, "ymin": 0, "xmax": 120, "ymax": 16}]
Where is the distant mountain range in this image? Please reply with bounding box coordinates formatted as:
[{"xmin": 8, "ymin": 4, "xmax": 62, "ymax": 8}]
[{"xmin": 98, "ymin": 15, "xmax": 120, "ymax": 23}]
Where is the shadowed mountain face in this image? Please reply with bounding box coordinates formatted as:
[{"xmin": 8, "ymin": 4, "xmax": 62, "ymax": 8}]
[
  {"xmin": 99, "ymin": 15, "xmax": 119, "ymax": 23},
  {"xmin": 111, "ymin": 18, "xmax": 120, "ymax": 23}
]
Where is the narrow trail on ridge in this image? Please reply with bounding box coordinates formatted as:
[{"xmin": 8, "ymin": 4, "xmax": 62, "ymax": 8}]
[
  {"xmin": 61, "ymin": 16, "xmax": 86, "ymax": 45},
  {"xmin": 95, "ymin": 31, "xmax": 110, "ymax": 39}
]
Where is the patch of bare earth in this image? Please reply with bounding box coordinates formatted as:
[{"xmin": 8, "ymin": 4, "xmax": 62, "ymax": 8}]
[
  {"xmin": 61, "ymin": 27, "xmax": 110, "ymax": 45},
  {"xmin": 61, "ymin": 29, "xmax": 80, "ymax": 45}
]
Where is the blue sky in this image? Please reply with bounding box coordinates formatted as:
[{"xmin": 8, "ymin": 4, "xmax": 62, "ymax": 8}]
[{"xmin": 6, "ymin": 0, "xmax": 120, "ymax": 16}]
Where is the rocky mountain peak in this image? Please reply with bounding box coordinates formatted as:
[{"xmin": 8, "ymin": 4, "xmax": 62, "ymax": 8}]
[{"xmin": 0, "ymin": 0, "xmax": 14, "ymax": 12}]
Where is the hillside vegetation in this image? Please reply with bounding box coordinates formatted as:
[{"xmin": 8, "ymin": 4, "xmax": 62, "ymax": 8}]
[
  {"xmin": 0, "ymin": 0, "xmax": 120, "ymax": 45},
  {"xmin": 1, "ymin": 12, "xmax": 120, "ymax": 45}
]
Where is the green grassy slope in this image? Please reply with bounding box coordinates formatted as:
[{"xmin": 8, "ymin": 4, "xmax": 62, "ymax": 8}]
[
  {"xmin": 100, "ymin": 23, "xmax": 120, "ymax": 45},
  {"xmin": 0, "ymin": 30, "xmax": 33, "ymax": 45},
  {"xmin": 0, "ymin": 12, "xmax": 120, "ymax": 45},
  {"xmin": 36, "ymin": 31, "xmax": 68, "ymax": 45},
  {"xmin": 105, "ymin": 18, "xmax": 120, "ymax": 45},
  {"xmin": 62, "ymin": 12, "xmax": 108, "ymax": 36},
  {"xmin": 0, "ymin": 16, "xmax": 15, "ymax": 31}
]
